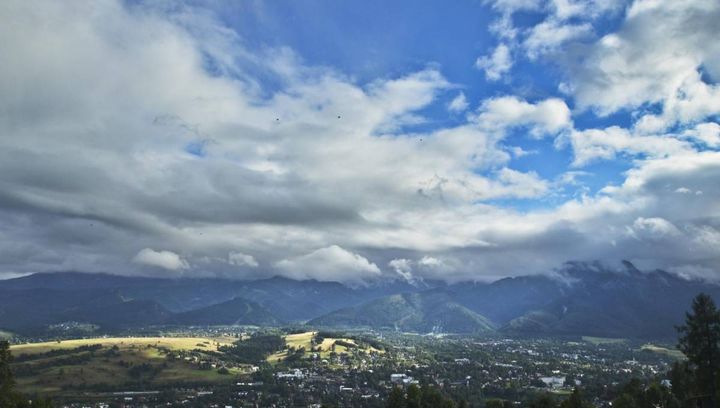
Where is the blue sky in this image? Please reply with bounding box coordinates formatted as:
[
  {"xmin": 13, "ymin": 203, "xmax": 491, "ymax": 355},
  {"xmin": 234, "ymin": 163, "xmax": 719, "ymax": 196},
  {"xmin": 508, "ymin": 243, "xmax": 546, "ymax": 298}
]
[
  {"xmin": 0, "ymin": 0, "xmax": 719, "ymax": 283},
  {"xmin": 205, "ymin": 0, "xmax": 639, "ymax": 206}
]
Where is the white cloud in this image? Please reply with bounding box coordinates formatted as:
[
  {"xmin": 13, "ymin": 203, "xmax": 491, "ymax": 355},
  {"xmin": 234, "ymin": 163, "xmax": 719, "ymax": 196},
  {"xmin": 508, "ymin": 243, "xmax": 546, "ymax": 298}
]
[
  {"xmin": 228, "ymin": 252, "xmax": 259, "ymax": 268},
  {"xmin": 388, "ymin": 258, "xmax": 415, "ymax": 283},
  {"xmin": 418, "ymin": 256, "xmax": 443, "ymax": 268},
  {"xmin": 564, "ymin": 0, "xmax": 720, "ymax": 119},
  {"xmin": 628, "ymin": 217, "xmax": 682, "ymax": 241},
  {"xmin": 448, "ymin": 92, "xmax": 469, "ymax": 113},
  {"xmin": 565, "ymin": 126, "xmax": 693, "ymax": 167},
  {"xmin": 550, "ymin": 0, "xmax": 623, "ymax": 20},
  {"xmin": 524, "ymin": 20, "xmax": 592, "ymax": 58},
  {"xmin": 276, "ymin": 246, "xmax": 381, "ymax": 285},
  {"xmin": 475, "ymin": 43, "xmax": 513, "ymax": 81},
  {"xmin": 133, "ymin": 248, "xmax": 188, "ymax": 270},
  {"xmin": 475, "ymin": 96, "xmax": 572, "ymax": 137},
  {"xmin": 485, "ymin": 0, "xmax": 542, "ymax": 14},
  {"xmin": 681, "ymin": 122, "xmax": 720, "ymax": 148}
]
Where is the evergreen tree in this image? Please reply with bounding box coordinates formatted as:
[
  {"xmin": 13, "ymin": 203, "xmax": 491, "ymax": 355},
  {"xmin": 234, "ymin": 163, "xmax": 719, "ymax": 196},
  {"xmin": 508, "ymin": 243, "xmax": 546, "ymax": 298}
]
[
  {"xmin": 669, "ymin": 361, "xmax": 694, "ymax": 407},
  {"xmin": 559, "ymin": 388, "xmax": 591, "ymax": 408},
  {"xmin": 406, "ymin": 384, "xmax": 422, "ymax": 408},
  {"xmin": 677, "ymin": 293, "xmax": 720, "ymax": 406},
  {"xmin": 386, "ymin": 387, "xmax": 406, "ymax": 408},
  {"xmin": 420, "ymin": 385, "xmax": 444, "ymax": 408},
  {"xmin": 611, "ymin": 394, "xmax": 636, "ymax": 408},
  {"xmin": 485, "ymin": 399, "xmax": 511, "ymax": 408},
  {"xmin": 530, "ymin": 393, "xmax": 558, "ymax": 408},
  {"xmin": 1, "ymin": 340, "xmax": 17, "ymax": 407},
  {"xmin": 0, "ymin": 341, "xmax": 53, "ymax": 408}
]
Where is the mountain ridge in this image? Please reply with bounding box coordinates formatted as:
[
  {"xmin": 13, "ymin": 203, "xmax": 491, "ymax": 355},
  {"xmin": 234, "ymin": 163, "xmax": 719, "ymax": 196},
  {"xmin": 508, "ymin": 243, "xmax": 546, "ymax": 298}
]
[{"xmin": 1, "ymin": 261, "xmax": 718, "ymax": 338}]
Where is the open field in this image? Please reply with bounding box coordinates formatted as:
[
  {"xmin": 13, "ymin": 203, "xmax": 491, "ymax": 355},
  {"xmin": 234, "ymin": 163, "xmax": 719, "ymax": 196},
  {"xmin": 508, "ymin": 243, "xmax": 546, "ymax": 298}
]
[
  {"xmin": 640, "ymin": 344, "xmax": 685, "ymax": 360},
  {"xmin": 10, "ymin": 336, "xmax": 246, "ymax": 395},
  {"xmin": 582, "ymin": 336, "xmax": 627, "ymax": 345},
  {"xmin": 11, "ymin": 336, "xmax": 236, "ymax": 356},
  {"xmin": 267, "ymin": 331, "xmax": 381, "ymax": 364}
]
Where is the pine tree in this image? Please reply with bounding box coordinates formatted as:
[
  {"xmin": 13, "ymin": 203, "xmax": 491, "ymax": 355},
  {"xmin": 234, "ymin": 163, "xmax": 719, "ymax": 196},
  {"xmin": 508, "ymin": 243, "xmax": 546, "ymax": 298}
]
[
  {"xmin": 559, "ymin": 388, "xmax": 591, "ymax": 408},
  {"xmin": 406, "ymin": 384, "xmax": 422, "ymax": 408},
  {"xmin": 530, "ymin": 394, "xmax": 558, "ymax": 408},
  {"xmin": 386, "ymin": 386, "xmax": 406, "ymax": 408},
  {"xmin": 1, "ymin": 340, "xmax": 16, "ymax": 407},
  {"xmin": 677, "ymin": 293, "xmax": 720, "ymax": 406}
]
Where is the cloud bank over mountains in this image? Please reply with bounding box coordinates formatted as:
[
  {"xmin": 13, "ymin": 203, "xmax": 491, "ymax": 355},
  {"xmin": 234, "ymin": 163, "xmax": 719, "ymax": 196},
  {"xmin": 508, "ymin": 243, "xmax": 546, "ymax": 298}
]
[{"xmin": 0, "ymin": 0, "xmax": 718, "ymax": 283}]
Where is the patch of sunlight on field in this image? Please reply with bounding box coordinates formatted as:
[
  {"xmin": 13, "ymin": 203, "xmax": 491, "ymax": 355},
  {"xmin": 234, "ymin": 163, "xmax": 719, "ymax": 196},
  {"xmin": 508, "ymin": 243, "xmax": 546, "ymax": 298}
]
[
  {"xmin": 285, "ymin": 331, "xmax": 316, "ymax": 349},
  {"xmin": 267, "ymin": 332, "xmax": 381, "ymax": 363},
  {"xmin": 582, "ymin": 336, "xmax": 627, "ymax": 345},
  {"xmin": 640, "ymin": 344, "xmax": 685, "ymax": 359},
  {"xmin": 10, "ymin": 336, "xmax": 235, "ymax": 356},
  {"xmin": 10, "ymin": 337, "xmax": 248, "ymax": 394}
]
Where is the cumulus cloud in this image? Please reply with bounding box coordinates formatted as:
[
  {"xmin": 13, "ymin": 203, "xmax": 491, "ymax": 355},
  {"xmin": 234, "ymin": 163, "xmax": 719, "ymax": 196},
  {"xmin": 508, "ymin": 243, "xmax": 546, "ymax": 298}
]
[
  {"xmin": 448, "ymin": 92, "xmax": 469, "ymax": 113},
  {"xmin": 475, "ymin": 96, "xmax": 572, "ymax": 137},
  {"xmin": 133, "ymin": 248, "xmax": 188, "ymax": 270},
  {"xmin": 475, "ymin": 44, "xmax": 513, "ymax": 81},
  {"xmin": 276, "ymin": 246, "xmax": 381, "ymax": 286},
  {"xmin": 228, "ymin": 252, "xmax": 259, "ymax": 268},
  {"xmin": 524, "ymin": 20, "xmax": 592, "ymax": 59},
  {"xmin": 564, "ymin": 126, "xmax": 693, "ymax": 166},
  {"xmin": 564, "ymin": 0, "xmax": 720, "ymax": 120},
  {"xmin": 388, "ymin": 258, "xmax": 415, "ymax": 283},
  {"xmin": 681, "ymin": 122, "xmax": 720, "ymax": 148},
  {"xmin": 627, "ymin": 217, "xmax": 682, "ymax": 242}
]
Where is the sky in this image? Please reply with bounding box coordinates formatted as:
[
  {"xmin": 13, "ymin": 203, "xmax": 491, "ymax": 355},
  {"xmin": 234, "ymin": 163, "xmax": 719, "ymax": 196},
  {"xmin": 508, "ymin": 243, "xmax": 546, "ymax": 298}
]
[{"xmin": 0, "ymin": 0, "xmax": 719, "ymax": 284}]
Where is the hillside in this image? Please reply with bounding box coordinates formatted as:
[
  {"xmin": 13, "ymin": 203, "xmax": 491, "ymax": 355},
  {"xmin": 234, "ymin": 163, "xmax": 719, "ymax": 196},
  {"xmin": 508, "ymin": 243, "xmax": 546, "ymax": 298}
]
[
  {"xmin": 310, "ymin": 291, "xmax": 496, "ymax": 333},
  {"xmin": 0, "ymin": 288, "xmax": 171, "ymax": 333},
  {"xmin": 0, "ymin": 273, "xmax": 423, "ymax": 322},
  {"xmin": 502, "ymin": 262, "xmax": 720, "ymax": 338},
  {"xmin": 171, "ymin": 297, "xmax": 282, "ymax": 326},
  {"xmin": 9, "ymin": 336, "xmax": 244, "ymax": 394}
]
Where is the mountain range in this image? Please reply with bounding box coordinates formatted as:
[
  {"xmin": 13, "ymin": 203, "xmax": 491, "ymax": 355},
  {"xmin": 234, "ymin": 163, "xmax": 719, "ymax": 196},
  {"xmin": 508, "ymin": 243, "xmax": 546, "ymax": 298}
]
[{"xmin": 1, "ymin": 261, "xmax": 717, "ymax": 338}]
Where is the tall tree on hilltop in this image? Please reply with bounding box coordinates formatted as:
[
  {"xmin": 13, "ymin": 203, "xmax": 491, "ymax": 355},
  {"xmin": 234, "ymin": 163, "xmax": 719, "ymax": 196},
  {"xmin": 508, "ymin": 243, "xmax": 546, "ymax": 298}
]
[
  {"xmin": 677, "ymin": 293, "xmax": 720, "ymax": 406},
  {"xmin": 1, "ymin": 340, "xmax": 16, "ymax": 407}
]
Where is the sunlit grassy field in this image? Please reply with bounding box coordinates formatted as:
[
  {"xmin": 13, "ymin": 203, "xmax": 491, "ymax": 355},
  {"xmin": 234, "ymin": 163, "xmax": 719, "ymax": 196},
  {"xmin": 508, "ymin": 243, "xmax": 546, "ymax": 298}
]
[
  {"xmin": 582, "ymin": 336, "xmax": 627, "ymax": 345},
  {"xmin": 267, "ymin": 331, "xmax": 381, "ymax": 363},
  {"xmin": 10, "ymin": 336, "xmax": 245, "ymax": 395},
  {"xmin": 11, "ymin": 336, "xmax": 235, "ymax": 356},
  {"xmin": 640, "ymin": 344, "xmax": 685, "ymax": 360}
]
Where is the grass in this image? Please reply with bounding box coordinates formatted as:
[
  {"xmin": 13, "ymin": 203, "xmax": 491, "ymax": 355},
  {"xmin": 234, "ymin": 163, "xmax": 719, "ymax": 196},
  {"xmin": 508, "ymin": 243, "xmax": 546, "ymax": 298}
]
[
  {"xmin": 285, "ymin": 331, "xmax": 316, "ymax": 349},
  {"xmin": 640, "ymin": 344, "xmax": 685, "ymax": 360},
  {"xmin": 582, "ymin": 336, "xmax": 627, "ymax": 345},
  {"xmin": 267, "ymin": 331, "xmax": 381, "ymax": 364},
  {"xmin": 10, "ymin": 336, "xmax": 246, "ymax": 395},
  {"xmin": 11, "ymin": 336, "xmax": 235, "ymax": 356}
]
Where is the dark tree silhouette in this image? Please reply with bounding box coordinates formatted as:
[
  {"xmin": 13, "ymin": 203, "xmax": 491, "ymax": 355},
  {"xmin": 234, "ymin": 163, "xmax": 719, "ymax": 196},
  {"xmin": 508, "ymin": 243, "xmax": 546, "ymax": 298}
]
[
  {"xmin": 559, "ymin": 388, "xmax": 592, "ymax": 408},
  {"xmin": 677, "ymin": 293, "xmax": 720, "ymax": 406},
  {"xmin": 1, "ymin": 340, "xmax": 15, "ymax": 407},
  {"xmin": 386, "ymin": 386, "xmax": 406, "ymax": 408}
]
